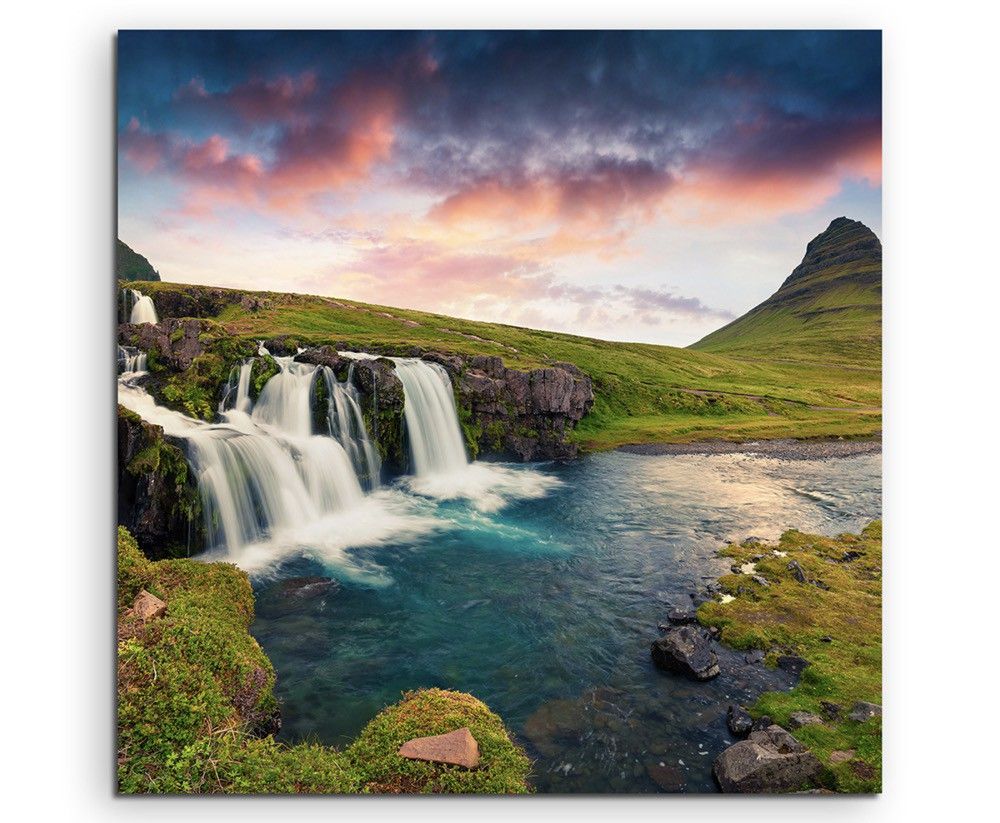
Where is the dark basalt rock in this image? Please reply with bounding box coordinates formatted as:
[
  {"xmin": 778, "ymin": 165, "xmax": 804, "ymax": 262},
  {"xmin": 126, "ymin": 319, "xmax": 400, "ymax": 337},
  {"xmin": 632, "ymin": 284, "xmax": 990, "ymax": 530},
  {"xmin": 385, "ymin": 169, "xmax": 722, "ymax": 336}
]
[
  {"xmin": 713, "ymin": 724, "xmax": 822, "ymax": 793},
  {"xmin": 450, "ymin": 354, "xmax": 594, "ymax": 461},
  {"xmin": 727, "ymin": 704, "xmax": 753, "ymax": 737},
  {"xmin": 295, "ymin": 345, "xmax": 349, "ymax": 376},
  {"xmin": 650, "ymin": 625, "xmax": 720, "ymax": 681},
  {"xmin": 666, "ymin": 606, "xmax": 699, "ymax": 625},
  {"xmin": 117, "ymin": 405, "xmax": 202, "ymax": 559},
  {"xmin": 787, "ymin": 560, "xmax": 807, "ymax": 583},
  {"xmin": 820, "ymin": 701, "xmax": 842, "ymax": 720}
]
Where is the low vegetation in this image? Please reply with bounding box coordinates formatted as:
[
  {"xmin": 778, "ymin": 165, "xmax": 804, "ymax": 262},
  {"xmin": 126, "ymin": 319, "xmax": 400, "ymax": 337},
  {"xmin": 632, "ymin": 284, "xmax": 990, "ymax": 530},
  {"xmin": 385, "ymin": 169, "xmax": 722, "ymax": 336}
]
[
  {"xmin": 697, "ymin": 522, "xmax": 882, "ymax": 792},
  {"xmin": 116, "ymin": 527, "xmax": 531, "ymax": 794}
]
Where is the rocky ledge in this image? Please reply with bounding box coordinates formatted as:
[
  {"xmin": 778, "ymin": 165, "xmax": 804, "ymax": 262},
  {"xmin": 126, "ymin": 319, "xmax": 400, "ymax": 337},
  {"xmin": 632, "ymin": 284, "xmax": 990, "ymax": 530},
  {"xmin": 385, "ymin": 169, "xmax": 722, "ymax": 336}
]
[{"xmin": 425, "ymin": 353, "xmax": 594, "ymax": 461}]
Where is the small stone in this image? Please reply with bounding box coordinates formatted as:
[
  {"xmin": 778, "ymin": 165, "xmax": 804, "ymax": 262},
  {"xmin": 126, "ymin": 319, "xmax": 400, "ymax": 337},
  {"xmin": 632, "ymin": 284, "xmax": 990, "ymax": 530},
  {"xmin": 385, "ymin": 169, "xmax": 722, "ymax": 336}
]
[
  {"xmin": 397, "ymin": 727, "xmax": 480, "ymax": 769},
  {"xmin": 829, "ymin": 749, "xmax": 856, "ymax": 764},
  {"xmin": 819, "ymin": 701, "xmax": 842, "ymax": 720},
  {"xmin": 751, "ymin": 715, "xmax": 774, "ymax": 732},
  {"xmin": 132, "ymin": 589, "xmax": 167, "ymax": 621},
  {"xmin": 787, "ymin": 711, "xmax": 823, "ymax": 729},
  {"xmin": 848, "ymin": 701, "xmax": 882, "ymax": 722},
  {"xmin": 751, "ymin": 575, "xmax": 770, "ymax": 587},
  {"xmin": 787, "ymin": 560, "xmax": 807, "ymax": 583},
  {"xmin": 727, "ymin": 704, "xmax": 753, "ymax": 737},
  {"xmin": 819, "ymin": 636, "xmax": 833, "ymax": 643}
]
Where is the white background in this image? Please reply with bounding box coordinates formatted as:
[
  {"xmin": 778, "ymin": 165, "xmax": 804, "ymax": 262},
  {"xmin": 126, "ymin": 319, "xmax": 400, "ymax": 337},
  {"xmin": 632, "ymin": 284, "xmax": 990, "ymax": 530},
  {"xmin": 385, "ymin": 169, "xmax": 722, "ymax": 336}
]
[{"xmin": 2, "ymin": 1, "xmax": 995, "ymax": 820}]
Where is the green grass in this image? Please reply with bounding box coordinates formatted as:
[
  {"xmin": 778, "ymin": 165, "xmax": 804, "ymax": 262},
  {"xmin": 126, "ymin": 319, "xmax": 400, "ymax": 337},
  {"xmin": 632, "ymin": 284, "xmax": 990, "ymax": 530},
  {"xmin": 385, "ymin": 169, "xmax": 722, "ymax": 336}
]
[
  {"xmin": 697, "ymin": 522, "xmax": 883, "ymax": 792},
  {"xmin": 126, "ymin": 279, "xmax": 882, "ymax": 450},
  {"xmin": 116, "ymin": 527, "xmax": 531, "ymax": 794}
]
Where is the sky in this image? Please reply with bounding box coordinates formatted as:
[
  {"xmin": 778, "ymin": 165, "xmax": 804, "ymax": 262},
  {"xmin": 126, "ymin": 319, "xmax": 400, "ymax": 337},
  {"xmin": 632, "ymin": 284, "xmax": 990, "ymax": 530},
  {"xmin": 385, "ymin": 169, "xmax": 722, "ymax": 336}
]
[{"xmin": 117, "ymin": 30, "xmax": 881, "ymax": 346}]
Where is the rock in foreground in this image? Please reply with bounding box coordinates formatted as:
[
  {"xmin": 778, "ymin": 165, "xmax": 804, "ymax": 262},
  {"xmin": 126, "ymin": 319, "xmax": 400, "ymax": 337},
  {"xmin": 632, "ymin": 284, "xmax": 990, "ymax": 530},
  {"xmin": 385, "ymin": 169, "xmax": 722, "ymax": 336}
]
[
  {"xmin": 398, "ymin": 727, "xmax": 481, "ymax": 769},
  {"xmin": 650, "ymin": 625, "xmax": 720, "ymax": 681},
  {"xmin": 132, "ymin": 589, "xmax": 167, "ymax": 620},
  {"xmin": 713, "ymin": 724, "xmax": 822, "ymax": 793}
]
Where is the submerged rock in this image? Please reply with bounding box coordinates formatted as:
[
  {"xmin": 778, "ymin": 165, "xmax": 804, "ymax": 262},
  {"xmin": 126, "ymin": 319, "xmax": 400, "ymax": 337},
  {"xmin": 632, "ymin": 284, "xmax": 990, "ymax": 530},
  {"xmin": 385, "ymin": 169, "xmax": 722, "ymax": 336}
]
[
  {"xmin": 397, "ymin": 727, "xmax": 480, "ymax": 769},
  {"xmin": 713, "ymin": 724, "xmax": 821, "ymax": 793},
  {"xmin": 280, "ymin": 576, "xmax": 340, "ymax": 600},
  {"xmin": 646, "ymin": 763, "xmax": 686, "ymax": 792},
  {"xmin": 650, "ymin": 625, "xmax": 720, "ymax": 681}
]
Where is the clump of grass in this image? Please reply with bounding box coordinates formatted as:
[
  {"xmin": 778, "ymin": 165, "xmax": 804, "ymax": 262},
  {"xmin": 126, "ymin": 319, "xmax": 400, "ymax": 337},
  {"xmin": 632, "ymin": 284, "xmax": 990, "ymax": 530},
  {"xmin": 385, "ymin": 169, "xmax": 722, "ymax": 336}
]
[
  {"xmin": 116, "ymin": 527, "xmax": 530, "ymax": 794},
  {"xmin": 698, "ymin": 522, "xmax": 882, "ymax": 792}
]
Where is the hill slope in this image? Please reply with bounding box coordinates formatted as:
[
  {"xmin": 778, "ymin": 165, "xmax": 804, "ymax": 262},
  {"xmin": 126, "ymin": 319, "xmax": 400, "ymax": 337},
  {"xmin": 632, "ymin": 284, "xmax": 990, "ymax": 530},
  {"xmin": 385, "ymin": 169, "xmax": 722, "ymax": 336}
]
[
  {"xmin": 117, "ymin": 239, "xmax": 161, "ymax": 282},
  {"xmin": 691, "ymin": 217, "xmax": 881, "ymax": 368},
  {"xmin": 121, "ymin": 256, "xmax": 881, "ymax": 451}
]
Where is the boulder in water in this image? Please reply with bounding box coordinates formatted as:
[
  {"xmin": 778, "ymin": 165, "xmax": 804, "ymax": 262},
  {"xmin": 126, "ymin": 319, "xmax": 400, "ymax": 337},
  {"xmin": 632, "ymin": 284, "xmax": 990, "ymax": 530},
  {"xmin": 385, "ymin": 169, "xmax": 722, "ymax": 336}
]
[
  {"xmin": 650, "ymin": 625, "xmax": 720, "ymax": 681},
  {"xmin": 727, "ymin": 704, "xmax": 753, "ymax": 737},
  {"xmin": 713, "ymin": 724, "xmax": 822, "ymax": 793},
  {"xmin": 397, "ymin": 727, "xmax": 481, "ymax": 768}
]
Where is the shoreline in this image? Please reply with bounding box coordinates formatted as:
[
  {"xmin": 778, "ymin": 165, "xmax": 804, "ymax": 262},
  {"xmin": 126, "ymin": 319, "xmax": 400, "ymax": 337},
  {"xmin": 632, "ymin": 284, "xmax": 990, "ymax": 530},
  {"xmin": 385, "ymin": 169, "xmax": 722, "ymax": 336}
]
[{"xmin": 617, "ymin": 437, "xmax": 881, "ymax": 461}]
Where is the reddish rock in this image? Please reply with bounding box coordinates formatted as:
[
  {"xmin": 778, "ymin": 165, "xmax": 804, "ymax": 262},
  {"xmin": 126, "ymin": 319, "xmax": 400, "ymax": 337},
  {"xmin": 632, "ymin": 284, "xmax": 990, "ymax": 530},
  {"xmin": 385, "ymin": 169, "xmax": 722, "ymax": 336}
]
[
  {"xmin": 132, "ymin": 589, "xmax": 167, "ymax": 620},
  {"xmin": 397, "ymin": 727, "xmax": 480, "ymax": 769}
]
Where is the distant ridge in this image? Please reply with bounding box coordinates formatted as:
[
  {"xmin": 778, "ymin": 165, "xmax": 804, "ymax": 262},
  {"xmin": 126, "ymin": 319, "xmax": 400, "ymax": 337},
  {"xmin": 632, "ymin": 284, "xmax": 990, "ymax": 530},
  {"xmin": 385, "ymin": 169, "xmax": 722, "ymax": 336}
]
[
  {"xmin": 117, "ymin": 239, "xmax": 161, "ymax": 282},
  {"xmin": 691, "ymin": 217, "xmax": 881, "ymax": 367}
]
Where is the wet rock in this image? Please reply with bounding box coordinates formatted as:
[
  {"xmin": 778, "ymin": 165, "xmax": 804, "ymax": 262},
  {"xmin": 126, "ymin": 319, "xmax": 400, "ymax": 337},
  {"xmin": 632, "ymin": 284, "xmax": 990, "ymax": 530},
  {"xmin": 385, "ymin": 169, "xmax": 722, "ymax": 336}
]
[
  {"xmin": 744, "ymin": 649, "xmax": 766, "ymax": 665},
  {"xmin": 751, "ymin": 716, "xmax": 774, "ymax": 732},
  {"xmin": 787, "ymin": 711, "xmax": 823, "ymax": 729},
  {"xmin": 727, "ymin": 705, "xmax": 753, "ymax": 737},
  {"xmin": 647, "ymin": 763, "xmax": 686, "ymax": 792},
  {"xmin": 666, "ymin": 606, "xmax": 698, "ymax": 625},
  {"xmin": 119, "ymin": 318, "xmax": 207, "ymax": 371},
  {"xmin": 132, "ymin": 589, "xmax": 167, "ymax": 620},
  {"xmin": 848, "ymin": 701, "xmax": 882, "ymax": 722},
  {"xmin": 776, "ymin": 655, "xmax": 810, "ymax": 675},
  {"xmin": 713, "ymin": 725, "xmax": 822, "ymax": 793},
  {"xmin": 829, "ymin": 749, "xmax": 855, "ymax": 764},
  {"xmin": 650, "ymin": 625, "xmax": 720, "ymax": 681},
  {"xmin": 787, "ymin": 560, "xmax": 807, "ymax": 583},
  {"xmin": 295, "ymin": 346, "xmax": 349, "ymax": 375},
  {"xmin": 398, "ymin": 727, "xmax": 480, "ymax": 768}
]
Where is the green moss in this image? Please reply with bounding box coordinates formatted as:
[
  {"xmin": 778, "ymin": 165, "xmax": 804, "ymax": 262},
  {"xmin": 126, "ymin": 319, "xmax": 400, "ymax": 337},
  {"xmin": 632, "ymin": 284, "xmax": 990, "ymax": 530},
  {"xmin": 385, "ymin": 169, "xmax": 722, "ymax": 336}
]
[
  {"xmin": 455, "ymin": 397, "xmax": 482, "ymax": 460},
  {"xmin": 346, "ymin": 688, "xmax": 531, "ymax": 794},
  {"xmin": 250, "ymin": 354, "xmax": 280, "ymax": 400},
  {"xmin": 697, "ymin": 522, "xmax": 882, "ymax": 792},
  {"xmin": 116, "ymin": 527, "xmax": 530, "ymax": 794}
]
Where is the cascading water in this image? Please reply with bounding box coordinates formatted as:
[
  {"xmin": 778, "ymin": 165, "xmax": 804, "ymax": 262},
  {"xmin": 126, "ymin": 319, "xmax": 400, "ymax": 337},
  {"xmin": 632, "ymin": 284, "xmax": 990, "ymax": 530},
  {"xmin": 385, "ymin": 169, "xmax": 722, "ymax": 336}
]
[
  {"xmin": 391, "ymin": 359, "xmax": 468, "ymax": 476},
  {"xmin": 123, "ymin": 288, "xmax": 159, "ymax": 324},
  {"xmin": 320, "ymin": 364, "xmax": 381, "ymax": 490},
  {"xmin": 117, "ymin": 345, "xmax": 147, "ymax": 374}
]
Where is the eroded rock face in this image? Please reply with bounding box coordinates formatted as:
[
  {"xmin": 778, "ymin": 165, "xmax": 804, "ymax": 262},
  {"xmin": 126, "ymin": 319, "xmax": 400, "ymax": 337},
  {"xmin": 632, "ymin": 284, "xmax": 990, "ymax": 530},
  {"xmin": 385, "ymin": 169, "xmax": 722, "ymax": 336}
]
[
  {"xmin": 117, "ymin": 405, "xmax": 201, "ymax": 559},
  {"xmin": 435, "ymin": 353, "xmax": 594, "ymax": 461},
  {"xmin": 119, "ymin": 319, "xmax": 206, "ymax": 371},
  {"xmin": 397, "ymin": 727, "xmax": 481, "ymax": 769},
  {"xmin": 713, "ymin": 724, "xmax": 822, "ymax": 793},
  {"xmin": 650, "ymin": 625, "xmax": 720, "ymax": 681}
]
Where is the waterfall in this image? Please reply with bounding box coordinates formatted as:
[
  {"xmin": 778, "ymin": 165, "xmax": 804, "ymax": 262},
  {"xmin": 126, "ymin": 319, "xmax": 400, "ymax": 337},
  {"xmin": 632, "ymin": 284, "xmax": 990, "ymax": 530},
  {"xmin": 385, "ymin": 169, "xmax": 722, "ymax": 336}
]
[
  {"xmin": 392, "ymin": 359, "xmax": 468, "ymax": 476},
  {"xmin": 117, "ymin": 345, "xmax": 147, "ymax": 374},
  {"xmin": 220, "ymin": 361, "xmax": 253, "ymax": 415},
  {"xmin": 125, "ymin": 288, "xmax": 158, "ymax": 324},
  {"xmin": 320, "ymin": 364, "xmax": 381, "ymax": 490}
]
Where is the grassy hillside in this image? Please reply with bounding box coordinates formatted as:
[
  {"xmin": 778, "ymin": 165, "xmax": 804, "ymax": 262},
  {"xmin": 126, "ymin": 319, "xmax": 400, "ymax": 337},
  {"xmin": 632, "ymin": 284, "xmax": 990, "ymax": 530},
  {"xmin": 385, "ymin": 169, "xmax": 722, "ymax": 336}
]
[
  {"xmin": 125, "ymin": 275, "xmax": 881, "ymax": 450},
  {"xmin": 692, "ymin": 217, "xmax": 881, "ymax": 368},
  {"xmin": 117, "ymin": 239, "xmax": 160, "ymax": 282}
]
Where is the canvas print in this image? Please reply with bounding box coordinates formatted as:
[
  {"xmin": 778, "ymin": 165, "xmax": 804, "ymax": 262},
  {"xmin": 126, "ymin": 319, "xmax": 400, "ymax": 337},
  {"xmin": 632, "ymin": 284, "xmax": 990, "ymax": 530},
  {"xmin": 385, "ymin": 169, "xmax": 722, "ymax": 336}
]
[{"xmin": 116, "ymin": 30, "xmax": 882, "ymax": 794}]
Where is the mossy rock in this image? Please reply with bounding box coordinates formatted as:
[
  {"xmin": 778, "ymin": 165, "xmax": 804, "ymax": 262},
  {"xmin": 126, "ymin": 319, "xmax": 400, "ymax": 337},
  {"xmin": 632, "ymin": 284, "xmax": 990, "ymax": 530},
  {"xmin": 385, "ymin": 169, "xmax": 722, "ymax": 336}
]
[{"xmin": 345, "ymin": 688, "xmax": 531, "ymax": 794}]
